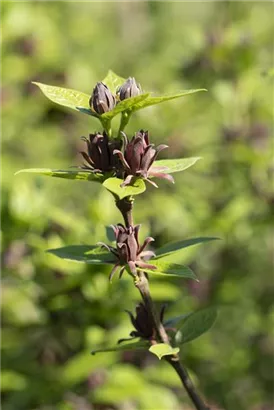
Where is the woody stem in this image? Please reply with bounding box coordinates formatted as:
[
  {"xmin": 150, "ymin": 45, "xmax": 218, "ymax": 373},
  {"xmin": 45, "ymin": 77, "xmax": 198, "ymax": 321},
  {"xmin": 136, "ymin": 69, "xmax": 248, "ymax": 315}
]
[
  {"xmin": 116, "ymin": 197, "xmax": 210, "ymax": 410},
  {"xmin": 115, "ymin": 196, "xmax": 134, "ymax": 227}
]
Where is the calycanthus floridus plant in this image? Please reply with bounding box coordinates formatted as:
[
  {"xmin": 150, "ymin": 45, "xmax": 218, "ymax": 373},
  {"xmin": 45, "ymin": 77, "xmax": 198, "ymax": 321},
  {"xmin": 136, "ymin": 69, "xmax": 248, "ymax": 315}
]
[{"xmin": 16, "ymin": 71, "xmax": 219, "ymax": 410}]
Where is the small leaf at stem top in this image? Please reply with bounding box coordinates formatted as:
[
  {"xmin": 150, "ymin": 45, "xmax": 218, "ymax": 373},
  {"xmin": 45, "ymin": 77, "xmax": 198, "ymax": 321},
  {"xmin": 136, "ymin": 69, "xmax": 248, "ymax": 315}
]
[
  {"xmin": 149, "ymin": 343, "xmax": 180, "ymax": 360},
  {"xmin": 103, "ymin": 177, "xmax": 146, "ymax": 199}
]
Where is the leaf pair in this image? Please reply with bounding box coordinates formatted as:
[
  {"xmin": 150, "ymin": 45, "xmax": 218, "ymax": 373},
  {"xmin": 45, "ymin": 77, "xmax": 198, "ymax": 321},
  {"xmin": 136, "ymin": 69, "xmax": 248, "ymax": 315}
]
[
  {"xmin": 15, "ymin": 157, "xmax": 202, "ymax": 199},
  {"xmin": 33, "ymin": 70, "xmax": 206, "ymax": 121},
  {"xmin": 91, "ymin": 307, "xmax": 217, "ymax": 360},
  {"xmin": 46, "ymin": 235, "xmax": 219, "ymax": 281}
]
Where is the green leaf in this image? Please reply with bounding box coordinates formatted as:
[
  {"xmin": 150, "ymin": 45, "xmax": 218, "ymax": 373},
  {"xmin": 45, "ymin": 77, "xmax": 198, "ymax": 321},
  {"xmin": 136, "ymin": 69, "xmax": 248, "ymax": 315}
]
[
  {"xmin": 1, "ymin": 371, "xmax": 28, "ymax": 392},
  {"xmin": 139, "ymin": 260, "xmax": 198, "ymax": 280},
  {"xmin": 103, "ymin": 177, "xmax": 146, "ymax": 199},
  {"xmin": 175, "ymin": 307, "xmax": 217, "ymax": 345},
  {"xmin": 149, "ymin": 343, "xmax": 180, "ymax": 360},
  {"xmin": 15, "ymin": 168, "xmax": 105, "ymax": 183},
  {"xmin": 47, "ymin": 245, "xmax": 116, "ymax": 264},
  {"xmin": 155, "ymin": 237, "xmax": 220, "ymax": 259},
  {"xmin": 91, "ymin": 339, "xmax": 148, "ymax": 355},
  {"xmin": 151, "ymin": 157, "xmax": 201, "ymax": 175},
  {"xmin": 102, "ymin": 70, "xmax": 126, "ymax": 93},
  {"xmin": 32, "ymin": 82, "xmax": 94, "ymax": 115},
  {"xmin": 131, "ymin": 89, "xmax": 207, "ymax": 112},
  {"xmin": 101, "ymin": 93, "xmax": 150, "ymax": 120},
  {"xmin": 164, "ymin": 313, "xmax": 192, "ymax": 328}
]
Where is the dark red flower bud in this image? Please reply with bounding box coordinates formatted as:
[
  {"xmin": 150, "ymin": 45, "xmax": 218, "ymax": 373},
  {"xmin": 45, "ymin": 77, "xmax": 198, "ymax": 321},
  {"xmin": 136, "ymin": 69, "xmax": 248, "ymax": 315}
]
[
  {"xmin": 89, "ymin": 82, "xmax": 116, "ymax": 114},
  {"xmin": 80, "ymin": 132, "xmax": 121, "ymax": 173},
  {"xmin": 98, "ymin": 223, "xmax": 156, "ymax": 280},
  {"xmin": 118, "ymin": 303, "xmax": 168, "ymax": 344},
  {"xmin": 117, "ymin": 77, "xmax": 142, "ymax": 100}
]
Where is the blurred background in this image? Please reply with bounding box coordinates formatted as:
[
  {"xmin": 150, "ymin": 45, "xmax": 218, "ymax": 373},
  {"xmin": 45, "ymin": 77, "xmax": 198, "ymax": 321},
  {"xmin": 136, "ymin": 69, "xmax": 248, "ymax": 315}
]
[{"xmin": 1, "ymin": 2, "xmax": 273, "ymax": 410}]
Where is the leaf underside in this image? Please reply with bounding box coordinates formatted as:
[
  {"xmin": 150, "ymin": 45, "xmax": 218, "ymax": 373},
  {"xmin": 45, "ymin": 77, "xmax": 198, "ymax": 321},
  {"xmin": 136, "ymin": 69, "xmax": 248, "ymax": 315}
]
[
  {"xmin": 47, "ymin": 245, "xmax": 116, "ymax": 264},
  {"xmin": 139, "ymin": 260, "xmax": 198, "ymax": 280},
  {"xmin": 15, "ymin": 168, "xmax": 105, "ymax": 183},
  {"xmin": 91, "ymin": 339, "xmax": 148, "ymax": 355},
  {"xmin": 152, "ymin": 157, "xmax": 201, "ymax": 175}
]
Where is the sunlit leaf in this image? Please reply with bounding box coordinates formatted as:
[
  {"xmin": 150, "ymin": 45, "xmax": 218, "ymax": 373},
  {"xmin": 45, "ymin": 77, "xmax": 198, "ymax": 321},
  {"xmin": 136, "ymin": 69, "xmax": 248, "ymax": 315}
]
[
  {"xmin": 131, "ymin": 89, "xmax": 207, "ymax": 112},
  {"xmin": 139, "ymin": 260, "xmax": 198, "ymax": 280},
  {"xmin": 175, "ymin": 307, "xmax": 217, "ymax": 345},
  {"xmin": 32, "ymin": 82, "xmax": 94, "ymax": 115},
  {"xmin": 102, "ymin": 70, "xmax": 126, "ymax": 93},
  {"xmin": 91, "ymin": 339, "xmax": 148, "ymax": 355},
  {"xmin": 103, "ymin": 177, "xmax": 146, "ymax": 199},
  {"xmin": 151, "ymin": 157, "xmax": 201, "ymax": 175},
  {"xmin": 149, "ymin": 343, "xmax": 179, "ymax": 360},
  {"xmin": 101, "ymin": 93, "xmax": 149, "ymax": 120},
  {"xmin": 15, "ymin": 168, "xmax": 105, "ymax": 183},
  {"xmin": 47, "ymin": 245, "xmax": 116, "ymax": 264},
  {"xmin": 155, "ymin": 237, "xmax": 220, "ymax": 259}
]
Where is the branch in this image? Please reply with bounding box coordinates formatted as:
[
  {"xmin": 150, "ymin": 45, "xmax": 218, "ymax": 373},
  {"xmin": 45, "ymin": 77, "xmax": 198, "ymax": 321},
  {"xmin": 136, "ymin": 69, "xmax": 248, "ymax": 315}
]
[
  {"xmin": 135, "ymin": 271, "xmax": 210, "ymax": 410},
  {"xmin": 115, "ymin": 197, "xmax": 210, "ymax": 410}
]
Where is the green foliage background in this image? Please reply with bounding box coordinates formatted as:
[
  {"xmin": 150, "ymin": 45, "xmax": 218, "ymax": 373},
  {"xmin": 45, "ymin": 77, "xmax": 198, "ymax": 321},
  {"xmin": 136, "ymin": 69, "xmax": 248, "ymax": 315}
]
[{"xmin": 2, "ymin": 2, "xmax": 273, "ymax": 410}]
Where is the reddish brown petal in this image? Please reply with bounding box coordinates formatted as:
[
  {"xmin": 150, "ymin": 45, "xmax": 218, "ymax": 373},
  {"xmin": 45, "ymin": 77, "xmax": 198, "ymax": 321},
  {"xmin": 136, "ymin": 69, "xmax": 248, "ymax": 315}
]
[
  {"xmin": 121, "ymin": 174, "xmax": 134, "ymax": 187},
  {"xmin": 109, "ymin": 263, "xmax": 120, "ymax": 281},
  {"xmin": 136, "ymin": 261, "xmax": 157, "ymax": 270},
  {"xmin": 149, "ymin": 172, "xmax": 175, "ymax": 184},
  {"xmin": 138, "ymin": 237, "xmax": 155, "ymax": 255},
  {"xmin": 128, "ymin": 260, "xmax": 137, "ymax": 275},
  {"xmin": 113, "ymin": 149, "xmax": 131, "ymax": 173}
]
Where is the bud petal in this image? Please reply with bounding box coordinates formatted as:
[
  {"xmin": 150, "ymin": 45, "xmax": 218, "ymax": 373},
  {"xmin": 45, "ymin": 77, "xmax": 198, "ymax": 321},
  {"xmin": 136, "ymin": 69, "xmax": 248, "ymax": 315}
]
[
  {"xmin": 89, "ymin": 82, "xmax": 116, "ymax": 114},
  {"xmin": 118, "ymin": 77, "xmax": 142, "ymax": 100}
]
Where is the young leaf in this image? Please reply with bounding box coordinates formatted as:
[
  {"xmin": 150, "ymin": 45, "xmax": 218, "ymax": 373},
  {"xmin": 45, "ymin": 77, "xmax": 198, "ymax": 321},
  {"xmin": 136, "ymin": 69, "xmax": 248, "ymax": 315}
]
[
  {"xmin": 155, "ymin": 237, "xmax": 220, "ymax": 259},
  {"xmin": 151, "ymin": 157, "xmax": 201, "ymax": 175},
  {"xmin": 101, "ymin": 93, "xmax": 149, "ymax": 120},
  {"xmin": 91, "ymin": 339, "xmax": 148, "ymax": 355},
  {"xmin": 139, "ymin": 260, "xmax": 198, "ymax": 281},
  {"xmin": 103, "ymin": 177, "xmax": 146, "ymax": 199},
  {"xmin": 102, "ymin": 70, "xmax": 126, "ymax": 93},
  {"xmin": 149, "ymin": 343, "xmax": 180, "ymax": 360},
  {"xmin": 164, "ymin": 313, "xmax": 192, "ymax": 328},
  {"xmin": 131, "ymin": 89, "xmax": 207, "ymax": 112},
  {"xmin": 175, "ymin": 307, "xmax": 217, "ymax": 345},
  {"xmin": 15, "ymin": 168, "xmax": 105, "ymax": 183},
  {"xmin": 32, "ymin": 82, "xmax": 94, "ymax": 115},
  {"xmin": 47, "ymin": 245, "xmax": 116, "ymax": 264}
]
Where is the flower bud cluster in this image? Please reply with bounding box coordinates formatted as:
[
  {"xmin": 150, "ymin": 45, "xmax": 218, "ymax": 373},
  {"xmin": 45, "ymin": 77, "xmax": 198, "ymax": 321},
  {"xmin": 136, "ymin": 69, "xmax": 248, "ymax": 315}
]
[{"xmin": 89, "ymin": 77, "xmax": 142, "ymax": 115}]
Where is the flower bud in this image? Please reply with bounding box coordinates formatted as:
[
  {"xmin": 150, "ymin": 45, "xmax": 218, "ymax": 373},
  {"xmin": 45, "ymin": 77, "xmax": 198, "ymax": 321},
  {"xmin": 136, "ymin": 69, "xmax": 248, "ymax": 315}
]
[
  {"xmin": 117, "ymin": 77, "xmax": 142, "ymax": 100},
  {"xmin": 89, "ymin": 82, "xmax": 116, "ymax": 114}
]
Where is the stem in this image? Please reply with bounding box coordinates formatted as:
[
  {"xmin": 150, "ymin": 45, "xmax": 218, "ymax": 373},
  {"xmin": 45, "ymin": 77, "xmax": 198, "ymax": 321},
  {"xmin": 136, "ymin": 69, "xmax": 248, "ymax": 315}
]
[
  {"xmin": 115, "ymin": 196, "xmax": 134, "ymax": 227},
  {"xmin": 117, "ymin": 111, "xmax": 131, "ymax": 138},
  {"xmin": 166, "ymin": 359, "xmax": 210, "ymax": 410},
  {"xmin": 135, "ymin": 271, "xmax": 210, "ymax": 410},
  {"xmin": 115, "ymin": 198, "xmax": 210, "ymax": 410}
]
